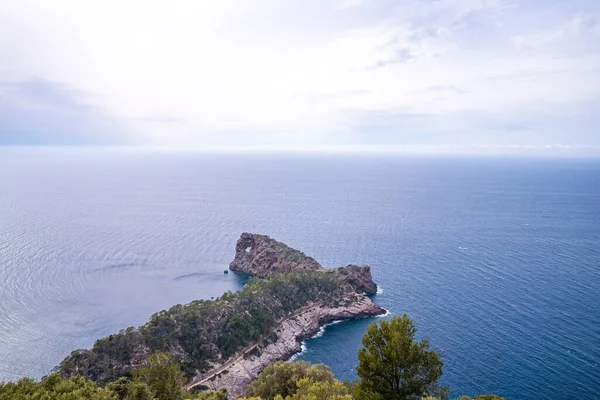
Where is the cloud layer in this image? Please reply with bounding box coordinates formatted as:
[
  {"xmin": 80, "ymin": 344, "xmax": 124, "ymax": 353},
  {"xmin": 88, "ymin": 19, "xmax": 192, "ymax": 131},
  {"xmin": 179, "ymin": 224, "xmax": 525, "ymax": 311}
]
[{"xmin": 1, "ymin": 0, "xmax": 599, "ymax": 154}]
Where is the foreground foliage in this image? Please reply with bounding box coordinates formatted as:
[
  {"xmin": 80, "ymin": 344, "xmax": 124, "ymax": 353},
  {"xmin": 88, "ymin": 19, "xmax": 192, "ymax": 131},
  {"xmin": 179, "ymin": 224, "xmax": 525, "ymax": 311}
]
[
  {"xmin": 132, "ymin": 351, "xmax": 187, "ymax": 400},
  {"xmin": 286, "ymin": 377, "xmax": 352, "ymax": 400},
  {"xmin": 0, "ymin": 352, "xmax": 227, "ymax": 400},
  {"xmin": 356, "ymin": 315, "xmax": 444, "ymax": 400},
  {"xmin": 245, "ymin": 361, "xmax": 337, "ymax": 400},
  {"xmin": 240, "ymin": 362, "xmax": 351, "ymax": 400},
  {"xmin": 0, "ymin": 374, "xmax": 117, "ymax": 400}
]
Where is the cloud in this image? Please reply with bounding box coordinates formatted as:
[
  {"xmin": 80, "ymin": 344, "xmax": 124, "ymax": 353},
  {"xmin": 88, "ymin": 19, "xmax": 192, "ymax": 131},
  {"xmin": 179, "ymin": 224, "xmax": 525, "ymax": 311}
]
[
  {"xmin": 0, "ymin": 0, "xmax": 599, "ymax": 154},
  {"xmin": 0, "ymin": 79, "xmax": 130, "ymax": 145}
]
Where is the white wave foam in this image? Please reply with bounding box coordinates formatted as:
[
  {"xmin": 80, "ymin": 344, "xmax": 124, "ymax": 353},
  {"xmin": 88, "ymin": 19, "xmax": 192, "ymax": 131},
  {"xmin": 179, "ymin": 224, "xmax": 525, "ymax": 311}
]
[
  {"xmin": 376, "ymin": 308, "xmax": 391, "ymax": 317},
  {"xmin": 288, "ymin": 320, "xmax": 344, "ymax": 361},
  {"xmin": 289, "ymin": 342, "xmax": 307, "ymax": 361},
  {"xmin": 376, "ymin": 286, "xmax": 384, "ymax": 294},
  {"xmin": 312, "ymin": 325, "xmax": 326, "ymax": 339},
  {"xmin": 311, "ymin": 319, "xmax": 343, "ymax": 339}
]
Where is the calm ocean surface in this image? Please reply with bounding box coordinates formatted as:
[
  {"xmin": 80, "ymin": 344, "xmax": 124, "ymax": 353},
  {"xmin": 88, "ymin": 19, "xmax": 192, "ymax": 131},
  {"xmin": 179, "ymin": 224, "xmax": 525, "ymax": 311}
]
[{"xmin": 0, "ymin": 148, "xmax": 598, "ymax": 399}]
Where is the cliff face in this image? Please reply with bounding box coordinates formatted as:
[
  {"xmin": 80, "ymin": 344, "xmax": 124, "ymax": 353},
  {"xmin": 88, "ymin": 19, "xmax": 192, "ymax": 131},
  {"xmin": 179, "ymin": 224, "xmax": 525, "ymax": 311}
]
[
  {"xmin": 229, "ymin": 233, "xmax": 378, "ymax": 295},
  {"xmin": 230, "ymin": 233, "xmax": 322, "ymax": 276},
  {"xmin": 331, "ymin": 265, "xmax": 378, "ymax": 295}
]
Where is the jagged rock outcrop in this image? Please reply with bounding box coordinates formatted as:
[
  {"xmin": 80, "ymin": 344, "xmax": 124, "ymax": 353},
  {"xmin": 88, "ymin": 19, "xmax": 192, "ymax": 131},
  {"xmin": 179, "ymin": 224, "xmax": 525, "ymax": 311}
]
[
  {"xmin": 188, "ymin": 295, "xmax": 384, "ymax": 398},
  {"xmin": 230, "ymin": 233, "xmax": 322, "ymax": 276},
  {"xmin": 230, "ymin": 233, "xmax": 378, "ymax": 294},
  {"xmin": 331, "ymin": 265, "xmax": 378, "ymax": 295}
]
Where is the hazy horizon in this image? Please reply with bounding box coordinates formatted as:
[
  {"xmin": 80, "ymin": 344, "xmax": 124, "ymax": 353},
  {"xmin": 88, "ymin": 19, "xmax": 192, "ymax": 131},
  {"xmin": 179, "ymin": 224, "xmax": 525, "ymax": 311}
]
[{"xmin": 2, "ymin": 144, "xmax": 600, "ymax": 159}]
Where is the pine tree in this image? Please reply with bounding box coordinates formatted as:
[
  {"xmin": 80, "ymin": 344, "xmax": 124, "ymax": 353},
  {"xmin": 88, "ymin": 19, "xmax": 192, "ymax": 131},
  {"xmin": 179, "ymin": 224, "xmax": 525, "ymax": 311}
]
[{"xmin": 356, "ymin": 315, "xmax": 443, "ymax": 400}]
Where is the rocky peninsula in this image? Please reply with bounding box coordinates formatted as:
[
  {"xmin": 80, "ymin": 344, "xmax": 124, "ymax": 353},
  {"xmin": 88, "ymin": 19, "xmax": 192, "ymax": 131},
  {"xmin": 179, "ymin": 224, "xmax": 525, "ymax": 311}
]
[{"xmin": 58, "ymin": 233, "xmax": 384, "ymax": 398}]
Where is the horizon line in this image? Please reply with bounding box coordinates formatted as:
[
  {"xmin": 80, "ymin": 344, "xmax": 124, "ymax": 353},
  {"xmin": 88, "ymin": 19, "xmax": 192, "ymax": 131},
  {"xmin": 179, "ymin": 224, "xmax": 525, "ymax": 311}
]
[{"xmin": 1, "ymin": 143, "xmax": 600, "ymax": 158}]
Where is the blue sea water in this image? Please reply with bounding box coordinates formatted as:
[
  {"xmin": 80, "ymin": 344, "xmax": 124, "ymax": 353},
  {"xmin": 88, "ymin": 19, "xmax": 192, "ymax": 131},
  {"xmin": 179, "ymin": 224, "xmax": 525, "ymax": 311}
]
[{"xmin": 0, "ymin": 148, "xmax": 598, "ymax": 399}]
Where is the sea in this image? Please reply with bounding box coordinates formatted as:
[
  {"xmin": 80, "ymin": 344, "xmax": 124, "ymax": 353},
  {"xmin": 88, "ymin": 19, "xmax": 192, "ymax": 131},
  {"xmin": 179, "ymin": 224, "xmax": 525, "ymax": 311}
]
[{"xmin": 0, "ymin": 147, "xmax": 598, "ymax": 399}]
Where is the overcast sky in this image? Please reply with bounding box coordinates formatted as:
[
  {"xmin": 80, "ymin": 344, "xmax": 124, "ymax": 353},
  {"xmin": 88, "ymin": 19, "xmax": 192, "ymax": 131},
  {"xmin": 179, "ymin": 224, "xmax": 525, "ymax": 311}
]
[{"xmin": 1, "ymin": 0, "xmax": 599, "ymax": 155}]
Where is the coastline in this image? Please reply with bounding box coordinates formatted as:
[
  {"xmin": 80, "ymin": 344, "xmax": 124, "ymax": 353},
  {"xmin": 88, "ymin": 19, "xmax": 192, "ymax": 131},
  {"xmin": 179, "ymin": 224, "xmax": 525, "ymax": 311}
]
[
  {"xmin": 189, "ymin": 296, "xmax": 384, "ymax": 398},
  {"xmin": 289, "ymin": 320, "xmax": 343, "ymax": 362},
  {"xmin": 290, "ymin": 306, "xmax": 390, "ymax": 362}
]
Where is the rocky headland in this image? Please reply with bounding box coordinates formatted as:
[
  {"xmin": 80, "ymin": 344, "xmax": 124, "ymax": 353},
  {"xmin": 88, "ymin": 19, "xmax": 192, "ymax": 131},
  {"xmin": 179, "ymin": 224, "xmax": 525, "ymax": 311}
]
[
  {"xmin": 58, "ymin": 233, "xmax": 383, "ymax": 398},
  {"xmin": 230, "ymin": 233, "xmax": 378, "ymax": 295}
]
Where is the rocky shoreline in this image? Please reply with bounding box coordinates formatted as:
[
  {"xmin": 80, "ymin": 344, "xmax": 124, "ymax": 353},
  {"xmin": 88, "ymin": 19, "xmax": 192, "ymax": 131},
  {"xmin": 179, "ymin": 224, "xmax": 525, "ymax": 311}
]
[{"xmin": 189, "ymin": 295, "xmax": 384, "ymax": 398}]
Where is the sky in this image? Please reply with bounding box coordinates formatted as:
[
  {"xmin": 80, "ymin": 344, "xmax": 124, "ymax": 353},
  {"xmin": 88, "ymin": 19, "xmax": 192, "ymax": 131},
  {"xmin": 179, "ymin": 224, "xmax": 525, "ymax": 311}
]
[{"xmin": 0, "ymin": 0, "xmax": 599, "ymax": 155}]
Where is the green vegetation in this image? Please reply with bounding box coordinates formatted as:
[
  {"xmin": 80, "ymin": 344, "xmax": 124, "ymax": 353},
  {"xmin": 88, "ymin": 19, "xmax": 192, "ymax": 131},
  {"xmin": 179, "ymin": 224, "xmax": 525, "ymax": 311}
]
[
  {"xmin": 106, "ymin": 376, "xmax": 156, "ymax": 400},
  {"xmin": 246, "ymin": 361, "xmax": 337, "ymax": 399},
  {"xmin": 355, "ymin": 315, "xmax": 444, "ymax": 400},
  {"xmin": 191, "ymin": 389, "xmax": 228, "ymax": 400},
  {"xmin": 286, "ymin": 377, "xmax": 352, "ymax": 400},
  {"xmin": 59, "ymin": 270, "xmax": 350, "ymax": 383},
  {"xmin": 242, "ymin": 362, "xmax": 351, "ymax": 400},
  {"xmin": 0, "ymin": 374, "xmax": 117, "ymax": 400},
  {"xmin": 132, "ymin": 351, "xmax": 187, "ymax": 400},
  {"xmin": 0, "ymin": 352, "xmax": 231, "ymax": 400}
]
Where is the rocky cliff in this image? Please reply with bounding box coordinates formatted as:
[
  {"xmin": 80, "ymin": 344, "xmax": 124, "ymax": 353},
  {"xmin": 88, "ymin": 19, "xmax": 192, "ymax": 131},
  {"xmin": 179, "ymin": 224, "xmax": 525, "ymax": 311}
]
[
  {"xmin": 230, "ymin": 233, "xmax": 378, "ymax": 295},
  {"xmin": 230, "ymin": 233, "xmax": 322, "ymax": 276},
  {"xmin": 331, "ymin": 265, "xmax": 378, "ymax": 295},
  {"xmin": 189, "ymin": 295, "xmax": 382, "ymax": 398}
]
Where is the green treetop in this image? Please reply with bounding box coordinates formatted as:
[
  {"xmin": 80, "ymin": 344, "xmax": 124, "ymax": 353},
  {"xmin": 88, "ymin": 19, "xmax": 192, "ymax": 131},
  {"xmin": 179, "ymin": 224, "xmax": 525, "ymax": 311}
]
[
  {"xmin": 356, "ymin": 315, "xmax": 444, "ymax": 400},
  {"xmin": 245, "ymin": 361, "xmax": 337, "ymax": 400}
]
